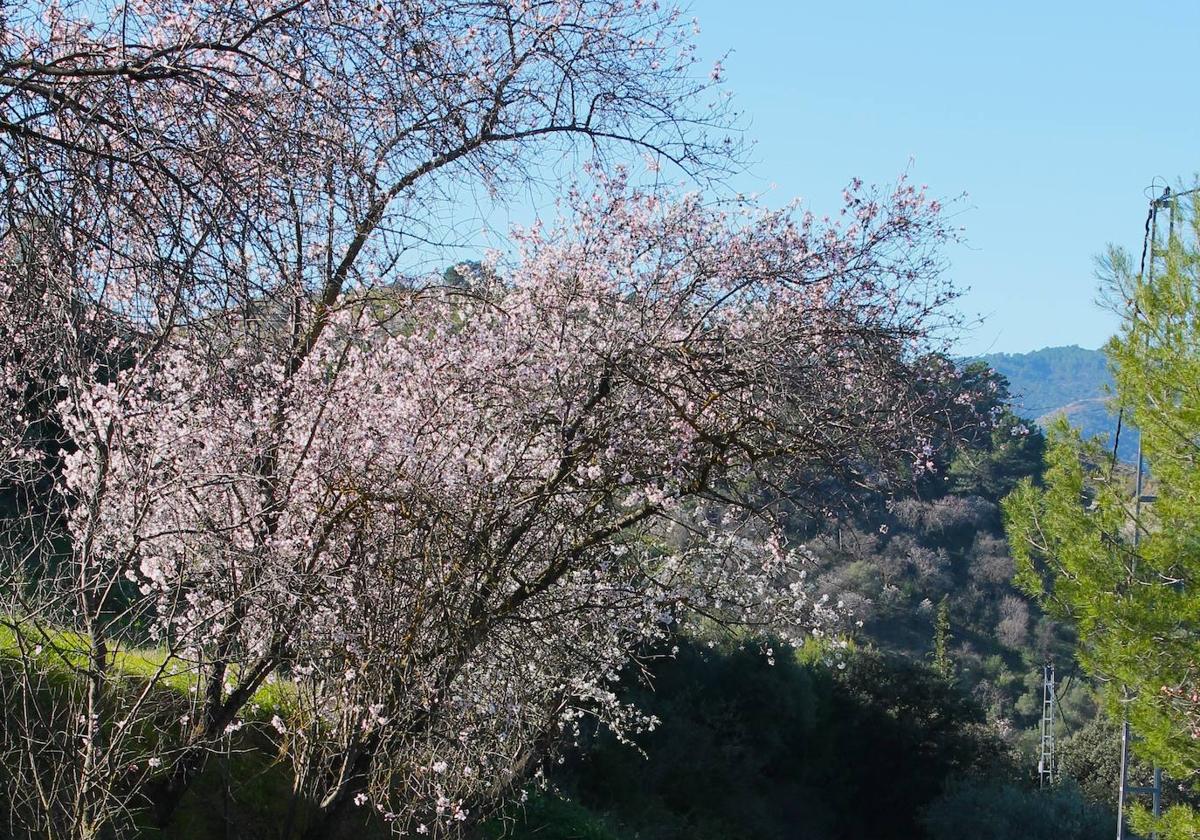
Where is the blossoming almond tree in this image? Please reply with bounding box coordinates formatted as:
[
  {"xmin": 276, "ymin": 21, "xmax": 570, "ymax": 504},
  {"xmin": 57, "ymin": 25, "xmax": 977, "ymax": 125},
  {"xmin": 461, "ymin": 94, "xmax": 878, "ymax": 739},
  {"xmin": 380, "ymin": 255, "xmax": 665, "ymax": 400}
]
[
  {"xmin": 45, "ymin": 173, "xmax": 962, "ymax": 838},
  {"xmin": 1, "ymin": 0, "xmax": 734, "ymax": 497},
  {"xmin": 1, "ymin": 2, "xmax": 971, "ymax": 838}
]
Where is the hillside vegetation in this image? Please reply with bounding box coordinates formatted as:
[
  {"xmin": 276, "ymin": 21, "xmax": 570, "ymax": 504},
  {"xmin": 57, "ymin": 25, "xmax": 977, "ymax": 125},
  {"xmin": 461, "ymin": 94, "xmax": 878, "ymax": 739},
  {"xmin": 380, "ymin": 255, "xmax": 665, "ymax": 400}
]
[
  {"xmin": 979, "ymin": 346, "xmax": 1136, "ymax": 461},
  {"xmin": 979, "ymin": 346, "xmax": 1111, "ymax": 418},
  {"xmin": 2, "ymin": 0, "xmax": 1189, "ymax": 835},
  {"xmin": 484, "ymin": 360, "xmax": 1190, "ymax": 840}
]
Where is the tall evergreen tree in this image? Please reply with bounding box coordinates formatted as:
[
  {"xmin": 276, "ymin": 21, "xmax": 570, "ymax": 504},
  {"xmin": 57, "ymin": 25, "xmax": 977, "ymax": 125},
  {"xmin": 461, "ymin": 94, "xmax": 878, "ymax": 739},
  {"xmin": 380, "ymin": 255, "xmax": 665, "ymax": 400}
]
[{"xmin": 1004, "ymin": 189, "xmax": 1200, "ymax": 838}]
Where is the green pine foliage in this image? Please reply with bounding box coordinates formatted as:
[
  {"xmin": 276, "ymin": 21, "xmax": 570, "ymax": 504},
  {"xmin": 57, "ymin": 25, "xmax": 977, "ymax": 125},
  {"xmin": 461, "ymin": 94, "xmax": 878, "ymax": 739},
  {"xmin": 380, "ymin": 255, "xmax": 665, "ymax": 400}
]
[{"xmin": 1004, "ymin": 189, "xmax": 1200, "ymax": 838}]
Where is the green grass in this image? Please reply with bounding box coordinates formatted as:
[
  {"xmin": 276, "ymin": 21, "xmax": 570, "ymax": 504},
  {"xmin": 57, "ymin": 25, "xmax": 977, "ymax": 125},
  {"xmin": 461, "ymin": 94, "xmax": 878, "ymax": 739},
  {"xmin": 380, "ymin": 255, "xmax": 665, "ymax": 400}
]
[
  {"xmin": 0, "ymin": 618, "xmax": 294, "ymax": 716},
  {"xmin": 0, "ymin": 618, "xmax": 330, "ymax": 839},
  {"xmin": 1, "ymin": 620, "xmax": 599, "ymax": 839}
]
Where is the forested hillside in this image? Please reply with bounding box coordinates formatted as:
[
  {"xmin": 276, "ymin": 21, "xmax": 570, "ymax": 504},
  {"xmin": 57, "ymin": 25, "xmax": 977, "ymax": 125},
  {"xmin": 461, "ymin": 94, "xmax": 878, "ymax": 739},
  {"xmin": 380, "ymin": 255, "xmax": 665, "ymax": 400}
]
[
  {"xmin": 979, "ymin": 346, "xmax": 1136, "ymax": 461},
  {"xmin": 979, "ymin": 346, "xmax": 1111, "ymax": 419}
]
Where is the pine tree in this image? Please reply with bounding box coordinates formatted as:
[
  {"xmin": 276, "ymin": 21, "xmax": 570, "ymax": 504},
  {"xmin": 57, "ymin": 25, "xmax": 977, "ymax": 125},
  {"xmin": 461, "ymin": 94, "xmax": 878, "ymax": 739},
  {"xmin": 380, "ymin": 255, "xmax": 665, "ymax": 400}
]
[
  {"xmin": 932, "ymin": 596, "xmax": 955, "ymax": 682},
  {"xmin": 1004, "ymin": 188, "xmax": 1200, "ymax": 838}
]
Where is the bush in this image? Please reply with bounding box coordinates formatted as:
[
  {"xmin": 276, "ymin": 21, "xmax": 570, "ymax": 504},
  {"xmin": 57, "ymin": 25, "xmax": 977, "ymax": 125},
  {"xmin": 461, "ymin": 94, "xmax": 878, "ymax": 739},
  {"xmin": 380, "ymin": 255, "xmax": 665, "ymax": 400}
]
[
  {"xmin": 554, "ymin": 641, "xmax": 1009, "ymax": 840},
  {"xmin": 484, "ymin": 792, "xmax": 622, "ymax": 840},
  {"xmin": 923, "ymin": 780, "xmax": 1113, "ymax": 840}
]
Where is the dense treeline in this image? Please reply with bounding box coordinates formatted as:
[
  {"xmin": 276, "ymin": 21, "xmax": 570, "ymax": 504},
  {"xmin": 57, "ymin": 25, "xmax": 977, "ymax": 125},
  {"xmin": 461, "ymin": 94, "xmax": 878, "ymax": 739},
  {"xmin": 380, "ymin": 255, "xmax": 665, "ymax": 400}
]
[
  {"xmin": 978, "ymin": 346, "xmax": 1112, "ymax": 420},
  {"xmin": 545, "ymin": 641, "xmax": 1010, "ymax": 840},
  {"xmin": 980, "ymin": 345, "xmax": 1135, "ymax": 463},
  {"xmin": 486, "ymin": 641, "xmax": 1113, "ymax": 840}
]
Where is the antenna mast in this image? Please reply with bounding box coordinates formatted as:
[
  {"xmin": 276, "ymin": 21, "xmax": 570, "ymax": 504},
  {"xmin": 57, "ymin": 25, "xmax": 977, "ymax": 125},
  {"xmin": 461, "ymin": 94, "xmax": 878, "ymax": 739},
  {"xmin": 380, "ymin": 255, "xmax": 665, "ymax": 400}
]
[{"xmin": 1039, "ymin": 662, "xmax": 1056, "ymax": 788}]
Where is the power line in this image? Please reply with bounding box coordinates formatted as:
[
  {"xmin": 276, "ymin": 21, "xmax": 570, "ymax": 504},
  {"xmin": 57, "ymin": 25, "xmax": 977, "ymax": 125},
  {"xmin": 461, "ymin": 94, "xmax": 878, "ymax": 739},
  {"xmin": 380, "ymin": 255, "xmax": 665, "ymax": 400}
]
[
  {"xmin": 1115, "ymin": 185, "xmax": 1172, "ymax": 840},
  {"xmin": 1108, "ymin": 186, "xmax": 1168, "ymax": 477}
]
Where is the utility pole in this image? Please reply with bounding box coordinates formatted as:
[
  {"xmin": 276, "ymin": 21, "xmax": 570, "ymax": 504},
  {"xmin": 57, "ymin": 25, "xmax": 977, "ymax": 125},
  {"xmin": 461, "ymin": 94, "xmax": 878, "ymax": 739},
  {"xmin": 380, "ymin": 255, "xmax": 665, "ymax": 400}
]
[
  {"xmin": 1116, "ymin": 435, "xmax": 1164, "ymax": 840},
  {"xmin": 1039, "ymin": 662, "xmax": 1056, "ymax": 788},
  {"xmin": 1115, "ymin": 186, "xmax": 1173, "ymax": 840}
]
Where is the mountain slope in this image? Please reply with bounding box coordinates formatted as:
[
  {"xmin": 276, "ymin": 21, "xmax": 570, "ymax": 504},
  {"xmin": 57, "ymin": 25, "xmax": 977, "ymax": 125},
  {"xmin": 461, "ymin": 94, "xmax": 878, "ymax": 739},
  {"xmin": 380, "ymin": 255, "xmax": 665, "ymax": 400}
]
[{"xmin": 978, "ymin": 345, "xmax": 1136, "ymax": 460}]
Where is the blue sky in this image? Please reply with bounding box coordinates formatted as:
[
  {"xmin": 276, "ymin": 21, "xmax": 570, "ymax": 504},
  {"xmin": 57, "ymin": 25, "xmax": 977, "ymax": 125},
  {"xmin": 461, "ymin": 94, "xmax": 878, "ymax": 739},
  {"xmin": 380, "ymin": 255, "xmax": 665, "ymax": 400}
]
[{"xmin": 684, "ymin": 0, "xmax": 1200, "ymax": 355}]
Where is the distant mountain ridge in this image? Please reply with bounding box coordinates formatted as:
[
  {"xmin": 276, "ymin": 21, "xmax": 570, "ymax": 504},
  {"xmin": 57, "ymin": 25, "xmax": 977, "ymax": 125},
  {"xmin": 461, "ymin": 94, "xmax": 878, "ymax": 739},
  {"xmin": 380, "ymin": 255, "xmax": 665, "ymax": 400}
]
[{"xmin": 976, "ymin": 345, "xmax": 1137, "ymax": 461}]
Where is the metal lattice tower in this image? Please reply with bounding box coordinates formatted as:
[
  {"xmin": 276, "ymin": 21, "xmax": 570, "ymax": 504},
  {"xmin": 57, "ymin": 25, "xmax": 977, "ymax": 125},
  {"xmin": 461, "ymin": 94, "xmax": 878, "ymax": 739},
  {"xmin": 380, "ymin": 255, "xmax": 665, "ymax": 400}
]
[{"xmin": 1039, "ymin": 663, "xmax": 1056, "ymax": 788}]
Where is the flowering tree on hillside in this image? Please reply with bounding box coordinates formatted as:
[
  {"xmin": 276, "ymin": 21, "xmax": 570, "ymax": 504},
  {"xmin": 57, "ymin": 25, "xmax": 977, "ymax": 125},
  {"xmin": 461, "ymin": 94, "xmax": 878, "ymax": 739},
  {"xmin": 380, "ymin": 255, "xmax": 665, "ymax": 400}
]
[
  {"xmin": 8, "ymin": 174, "xmax": 966, "ymax": 839},
  {"xmin": 0, "ymin": 2, "xmax": 972, "ymax": 838}
]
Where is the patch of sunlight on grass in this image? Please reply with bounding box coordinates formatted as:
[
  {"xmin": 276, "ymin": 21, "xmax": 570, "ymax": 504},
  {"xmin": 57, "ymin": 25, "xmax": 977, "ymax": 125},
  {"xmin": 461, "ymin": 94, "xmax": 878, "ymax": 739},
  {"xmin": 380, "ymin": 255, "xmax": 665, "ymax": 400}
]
[{"xmin": 1, "ymin": 619, "xmax": 293, "ymax": 715}]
